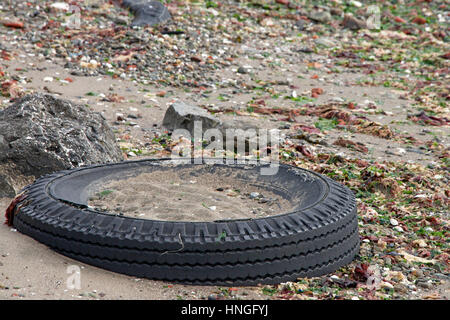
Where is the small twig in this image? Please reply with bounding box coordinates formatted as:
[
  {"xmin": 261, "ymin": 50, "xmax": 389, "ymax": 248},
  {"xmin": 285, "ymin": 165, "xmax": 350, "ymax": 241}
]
[{"xmin": 160, "ymin": 233, "xmax": 184, "ymax": 256}]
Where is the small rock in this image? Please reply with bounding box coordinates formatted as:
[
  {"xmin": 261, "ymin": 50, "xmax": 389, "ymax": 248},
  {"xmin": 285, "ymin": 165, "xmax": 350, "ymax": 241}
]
[
  {"xmin": 416, "ymin": 281, "xmax": 433, "ymax": 289},
  {"xmin": 296, "ymin": 46, "xmax": 314, "ymax": 53},
  {"xmin": 388, "ymin": 271, "xmax": 406, "ymax": 283},
  {"xmin": 260, "ymin": 18, "xmax": 275, "ymax": 27},
  {"xmin": 330, "ymin": 8, "xmax": 343, "ymax": 16},
  {"xmin": 434, "ymin": 274, "xmax": 449, "ymax": 281},
  {"xmin": 295, "ymin": 19, "xmax": 306, "ymax": 30},
  {"xmin": 112, "ymin": 16, "xmax": 129, "ymax": 25},
  {"xmin": 190, "ymin": 56, "xmax": 202, "ymax": 63},
  {"xmin": 380, "ymin": 281, "xmax": 394, "ymax": 290},
  {"xmin": 384, "ymin": 257, "xmax": 392, "ymax": 266},
  {"xmin": 412, "ymin": 239, "xmax": 427, "ymax": 248},
  {"xmin": 394, "ymin": 283, "xmax": 408, "ymax": 294},
  {"xmin": 314, "ymin": 38, "xmax": 336, "ymax": 48},
  {"xmin": 331, "ymin": 97, "xmax": 345, "ymax": 103},
  {"xmin": 390, "ymin": 218, "xmax": 399, "ymax": 226},
  {"xmin": 259, "ymin": 197, "xmax": 273, "ymax": 204},
  {"xmin": 410, "ymin": 269, "xmax": 424, "ymax": 278},
  {"xmin": 342, "ymin": 14, "xmax": 367, "ymax": 30},
  {"xmin": 308, "ymin": 10, "xmax": 332, "ymax": 23},
  {"xmin": 237, "ymin": 66, "xmax": 251, "ymax": 74},
  {"xmin": 349, "ymin": 0, "xmax": 363, "ymax": 7},
  {"xmin": 123, "ymin": 0, "xmax": 172, "ymax": 27},
  {"xmin": 51, "ymin": 2, "xmax": 70, "ymax": 11},
  {"xmin": 249, "ymin": 192, "xmax": 261, "ymax": 199}
]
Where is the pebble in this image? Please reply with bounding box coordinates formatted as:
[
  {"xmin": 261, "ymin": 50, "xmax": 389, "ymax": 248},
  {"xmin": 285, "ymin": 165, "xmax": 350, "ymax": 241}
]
[
  {"xmin": 297, "ymin": 46, "xmax": 314, "ymax": 53},
  {"xmin": 295, "ymin": 19, "xmax": 306, "ymax": 30},
  {"xmin": 259, "ymin": 197, "xmax": 272, "ymax": 204},
  {"xmin": 349, "ymin": 0, "xmax": 363, "ymax": 7},
  {"xmin": 390, "ymin": 218, "xmax": 399, "ymax": 226},
  {"xmin": 380, "ymin": 281, "xmax": 394, "ymax": 290},
  {"xmin": 394, "ymin": 283, "xmax": 408, "ymax": 294},
  {"xmin": 330, "ymin": 8, "xmax": 343, "ymax": 16},
  {"xmin": 249, "ymin": 192, "xmax": 261, "ymax": 199},
  {"xmin": 314, "ymin": 38, "xmax": 336, "ymax": 48},
  {"xmin": 331, "ymin": 97, "xmax": 345, "ymax": 103},
  {"xmin": 410, "ymin": 269, "xmax": 424, "ymax": 278},
  {"xmin": 342, "ymin": 14, "xmax": 367, "ymax": 30},
  {"xmin": 412, "ymin": 239, "xmax": 427, "ymax": 248},
  {"xmin": 433, "ymin": 273, "xmax": 449, "ymax": 281},
  {"xmin": 237, "ymin": 66, "xmax": 251, "ymax": 74},
  {"xmin": 51, "ymin": 2, "xmax": 70, "ymax": 11},
  {"xmin": 113, "ymin": 17, "xmax": 129, "ymax": 25},
  {"xmin": 416, "ymin": 281, "xmax": 433, "ymax": 289},
  {"xmin": 308, "ymin": 10, "xmax": 332, "ymax": 23}
]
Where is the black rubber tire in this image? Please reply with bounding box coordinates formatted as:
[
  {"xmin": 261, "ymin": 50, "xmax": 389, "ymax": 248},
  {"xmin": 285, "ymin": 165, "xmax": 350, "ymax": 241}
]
[{"xmin": 9, "ymin": 158, "xmax": 359, "ymax": 286}]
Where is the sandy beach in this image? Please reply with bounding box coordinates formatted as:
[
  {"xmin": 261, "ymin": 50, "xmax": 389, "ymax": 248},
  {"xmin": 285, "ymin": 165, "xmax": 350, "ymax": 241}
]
[{"xmin": 0, "ymin": 0, "xmax": 448, "ymax": 300}]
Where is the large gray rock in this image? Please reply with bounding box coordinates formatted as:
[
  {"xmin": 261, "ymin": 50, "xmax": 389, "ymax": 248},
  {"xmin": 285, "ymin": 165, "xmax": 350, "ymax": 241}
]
[
  {"xmin": 0, "ymin": 93, "xmax": 123, "ymax": 197},
  {"xmin": 162, "ymin": 102, "xmax": 267, "ymax": 153},
  {"xmin": 122, "ymin": 0, "xmax": 171, "ymax": 27},
  {"xmin": 162, "ymin": 102, "xmax": 222, "ymax": 136}
]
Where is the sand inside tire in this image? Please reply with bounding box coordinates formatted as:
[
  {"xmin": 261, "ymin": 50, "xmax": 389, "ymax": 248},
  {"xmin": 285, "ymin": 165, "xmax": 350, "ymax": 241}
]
[{"xmin": 88, "ymin": 169, "xmax": 294, "ymax": 222}]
